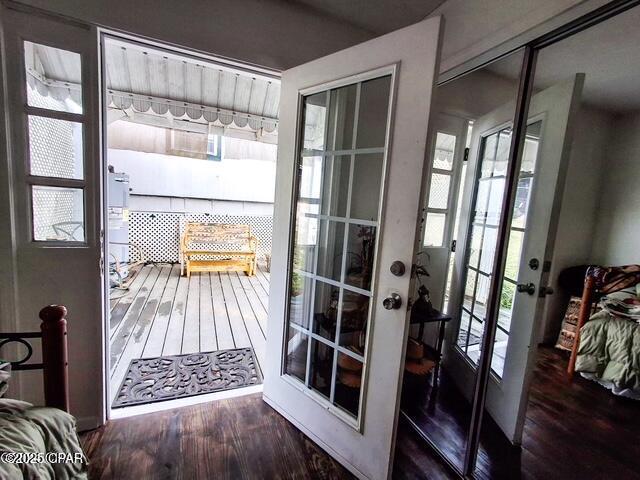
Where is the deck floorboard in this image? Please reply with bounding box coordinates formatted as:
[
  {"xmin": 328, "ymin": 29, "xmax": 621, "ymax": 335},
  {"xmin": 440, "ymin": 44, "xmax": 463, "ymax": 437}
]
[{"xmin": 109, "ymin": 264, "xmax": 270, "ymax": 400}]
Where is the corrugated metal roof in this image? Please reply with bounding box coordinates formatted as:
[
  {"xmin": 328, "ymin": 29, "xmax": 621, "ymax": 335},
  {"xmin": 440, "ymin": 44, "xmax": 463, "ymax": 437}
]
[{"xmin": 26, "ymin": 39, "xmax": 281, "ymax": 133}]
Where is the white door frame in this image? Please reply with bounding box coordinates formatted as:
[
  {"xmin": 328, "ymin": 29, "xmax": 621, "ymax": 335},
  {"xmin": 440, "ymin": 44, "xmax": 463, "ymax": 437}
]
[{"xmin": 96, "ymin": 28, "xmax": 282, "ymax": 418}]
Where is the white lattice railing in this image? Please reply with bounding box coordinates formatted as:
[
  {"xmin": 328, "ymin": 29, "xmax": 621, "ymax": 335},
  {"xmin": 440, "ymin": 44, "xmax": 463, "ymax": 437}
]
[{"xmin": 128, "ymin": 211, "xmax": 273, "ymax": 263}]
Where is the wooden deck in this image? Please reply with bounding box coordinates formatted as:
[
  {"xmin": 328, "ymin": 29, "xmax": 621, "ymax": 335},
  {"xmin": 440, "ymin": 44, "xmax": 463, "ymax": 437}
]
[{"xmin": 109, "ymin": 263, "xmax": 270, "ymax": 403}]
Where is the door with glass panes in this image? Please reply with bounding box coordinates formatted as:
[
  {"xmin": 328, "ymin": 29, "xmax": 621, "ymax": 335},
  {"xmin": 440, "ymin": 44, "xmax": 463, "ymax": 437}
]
[
  {"xmin": 264, "ymin": 18, "xmax": 442, "ymax": 480},
  {"xmin": 446, "ymin": 75, "xmax": 583, "ymax": 444},
  {"xmin": 420, "ymin": 113, "xmax": 469, "ymax": 312},
  {"xmin": 1, "ymin": 7, "xmax": 104, "ymax": 424}
]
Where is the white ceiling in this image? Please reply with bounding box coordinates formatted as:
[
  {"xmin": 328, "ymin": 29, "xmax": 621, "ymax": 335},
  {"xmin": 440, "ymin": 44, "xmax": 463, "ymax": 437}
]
[
  {"xmin": 287, "ymin": 0, "xmax": 446, "ymax": 34},
  {"xmin": 489, "ymin": 5, "xmax": 640, "ymax": 114}
]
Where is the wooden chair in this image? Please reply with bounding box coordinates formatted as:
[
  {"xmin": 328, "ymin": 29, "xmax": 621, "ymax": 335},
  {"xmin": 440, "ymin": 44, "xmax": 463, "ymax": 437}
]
[{"xmin": 179, "ymin": 222, "xmax": 258, "ymax": 277}]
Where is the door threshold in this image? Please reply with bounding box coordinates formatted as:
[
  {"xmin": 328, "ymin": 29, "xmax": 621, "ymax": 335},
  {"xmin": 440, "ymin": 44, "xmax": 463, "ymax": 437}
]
[{"xmin": 109, "ymin": 384, "xmax": 264, "ymax": 419}]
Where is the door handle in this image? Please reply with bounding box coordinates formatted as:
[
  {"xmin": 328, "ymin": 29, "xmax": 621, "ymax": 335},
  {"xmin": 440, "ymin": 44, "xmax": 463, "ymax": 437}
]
[
  {"xmin": 516, "ymin": 283, "xmax": 536, "ymax": 295},
  {"xmin": 383, "ymin": 293, "xmax": 402, "ymax": 310}
]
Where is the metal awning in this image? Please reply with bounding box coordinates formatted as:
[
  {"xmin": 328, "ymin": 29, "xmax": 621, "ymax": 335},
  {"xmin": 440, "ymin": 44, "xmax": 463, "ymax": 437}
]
[{"xmin": 25, "ymin": 38, "xmax": 281, "ymax": 139}]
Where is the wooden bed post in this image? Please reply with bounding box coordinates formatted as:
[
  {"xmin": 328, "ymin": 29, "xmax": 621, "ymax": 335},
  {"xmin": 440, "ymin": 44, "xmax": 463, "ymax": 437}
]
[
  {"xmin": 39, "ymin": 305, "xmax": 69, "ymax": 412},
  {"xmin": 567, "ymin": 275, "xmax": 596, "ymax": 378}
]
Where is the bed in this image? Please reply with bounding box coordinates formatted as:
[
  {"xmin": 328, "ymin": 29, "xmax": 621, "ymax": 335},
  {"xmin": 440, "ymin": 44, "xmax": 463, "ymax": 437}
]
[
  {"xmin": 0, "ymin": 305, "xmax": 87, "ymax": 479},
  {"xmin": 569, "ymin": 265, "xmax": 640, "ymax": 398}
]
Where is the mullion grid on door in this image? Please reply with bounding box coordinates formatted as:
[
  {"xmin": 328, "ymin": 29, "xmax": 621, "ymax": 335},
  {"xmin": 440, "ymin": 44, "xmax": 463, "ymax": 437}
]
[
  {"xmin": 295, "ymin": 80, "xmax": 377, "ymax": 413},
  {"xmin": 460, "ymin": 130, "xmax": 500, "ymax": 357}
]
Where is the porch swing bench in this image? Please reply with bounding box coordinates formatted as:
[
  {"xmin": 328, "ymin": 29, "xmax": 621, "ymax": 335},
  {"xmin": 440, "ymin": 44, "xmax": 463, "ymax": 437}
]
[{"xmin": 179, "ymin": 222, "xmax": 258, "ymax": 277}]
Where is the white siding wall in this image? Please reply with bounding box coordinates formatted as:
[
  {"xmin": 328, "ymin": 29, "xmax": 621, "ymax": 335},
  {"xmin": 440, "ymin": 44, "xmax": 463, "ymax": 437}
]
[{"xmin": 108, "ymin": 149, "xmax": 276, "ymax": 204}]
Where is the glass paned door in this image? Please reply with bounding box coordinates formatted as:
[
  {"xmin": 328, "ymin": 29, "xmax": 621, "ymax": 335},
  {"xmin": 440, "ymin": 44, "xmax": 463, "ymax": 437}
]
[
  {"xmin": 457, "ymin": 127, "xmax": 511, "ymax": 364},
  {"xmin": 264, "ymin": 18, "xmax": 442, "ymax": 479},
  {"xmin": 457, "ymin": 123, "xmax": 542, "ymax": 377},
  {"xmin": 2, "ymin": 6, "xmax": 103, "ymax": 426},
  {"xmin": 285, "ymin": 75, "xmax": 391, "ymax": 422}
]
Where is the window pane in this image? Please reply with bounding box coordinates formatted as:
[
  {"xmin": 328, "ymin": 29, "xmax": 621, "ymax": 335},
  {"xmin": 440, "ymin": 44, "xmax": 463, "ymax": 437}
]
[
  {"xmin": 338, "ymin": 290, "xmax": 369, "ymax": 352},
  {"xmin": 316, "ymin": 220, "xmax": 345, "ymax": 282},
  {"xmin": 313, "ymin": 281, "xmax": 340, "ymax": 342},
  {"xmin": 285, "ymin": 328, "xmax": 308, "ymax": 382},
  {"xmin": 355, "ymin": 75, "xmax": 392, "ymax": 149},
  {"xmin": 32, "ymin": 186, "xmax": 84, "ymax": 241},
  {"xmin": 29, "ymin": 115, "xmax": 83, "ymax": 179},
  {"xmin": 24, "ymin": 41, "xmax": 82, "ymax": 114},
  {"xmin": 302, "ymin": 92, "xmax": 327, "ymax": 150},
  {"xmin": 424, "ymin": 212, "xmax": 446, "ymax": 247},
  {"xmin": 480, "ymin": 133, "xmax": 498, "ymax": 178},
  {"xmin": 427, "ymin": 173, "xmax": 451, "ymax": 209},
  {"xmin": 433, "ymin": 132, "xmax": 456, "ymax": 170},
  {"xmin": 289, "ymin": 272, "xmax": 313, "ymax": 328},
  {"xmin": 457, "ymin": 310, "xmax": 471, "ymax": 349},
  {"xmin": 493, "ymin": 129, "xmax": 512, "ymax": 177},
  {"xmin": 299, "ymin": 156, "xmax": 323, "ymax": 201},
  {"xmin": 293, "ymin": 213, "xmax": 318, "ymax": 273},
  {"xmin": 464, "ymin": 270, "xmax": 477, "ymax": 311},
  {"xmin": 335, "ymin": 352, "xmax": 363, "ymax": 417},
  {"xmin": 321, "ymin": 155, "xmax": 350, "ymax": 218},
  {"xmin": 344, "ymin": 224, "xmax": 377, "ymax": 291},
  {"xmin": 309, "ymin": 339, "xmax": 334, "ymax": 399},
  {"xmin": 351, "ymin": 153, "xmax": 383, "ymax": 221},
  {"xmin": 326, "ymin": 84, "xmax": 357, "ymax": 151}
]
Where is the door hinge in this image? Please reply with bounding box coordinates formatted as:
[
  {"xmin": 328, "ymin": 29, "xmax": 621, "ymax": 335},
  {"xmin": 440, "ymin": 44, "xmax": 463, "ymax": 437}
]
[
  {"xmin": 450, "ymin": 240, "xmax": 457, "ymax": 252},
  {"xmin": 463, "ymin": 148, "xmax": 469, "ymax": 162}
]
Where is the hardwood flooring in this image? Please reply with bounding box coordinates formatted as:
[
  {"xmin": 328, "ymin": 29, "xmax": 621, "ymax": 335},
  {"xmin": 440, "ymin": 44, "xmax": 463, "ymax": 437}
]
[
  {"xmin": 398, "ymin": 346, "xmax": 640, "ymax": 479},
  {"xmin": 108, "ymin": 264, "xmax": 270, "ymax": 403},
  {"xmin": 81, "ymin": 393, "xmax": 352, "ymax": 480}
]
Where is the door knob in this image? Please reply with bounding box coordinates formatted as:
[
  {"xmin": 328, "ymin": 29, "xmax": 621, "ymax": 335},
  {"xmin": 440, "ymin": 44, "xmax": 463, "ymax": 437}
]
[
  {"xmin": 383, "ymin": 293, "xmax": 402, "ymax": 310},
  {"xmin": 516, "ymin": 283, "xmax": 536, "ymax": 295}
]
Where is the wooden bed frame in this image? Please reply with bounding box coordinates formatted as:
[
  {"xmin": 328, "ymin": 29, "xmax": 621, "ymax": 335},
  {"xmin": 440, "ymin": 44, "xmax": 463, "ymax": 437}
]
[{"xmin": 0, "ymin": 305, "xmax": 69, "ymax": 411}]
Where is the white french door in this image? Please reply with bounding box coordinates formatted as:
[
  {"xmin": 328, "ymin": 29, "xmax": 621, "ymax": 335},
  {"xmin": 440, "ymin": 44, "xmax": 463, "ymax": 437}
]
[
  {"xmin": 420, "ymin": 113, "xmax": 469, "ymax": 311},
  {"xmin": 263, "ymin": 18, "xmax": 442, "ymax": 480},
  {"xmin": 446, "ymin": 75, "xmax": 584, "ymax": 443},
  {"xmin": 1, "ymin": 7, "xmax": 104, "ymax": 427}
]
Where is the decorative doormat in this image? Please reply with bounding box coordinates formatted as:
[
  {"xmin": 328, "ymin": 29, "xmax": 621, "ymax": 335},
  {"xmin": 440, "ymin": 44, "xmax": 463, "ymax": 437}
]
[{"xmin": 112, "ymin": 347, "xmax": 262, "ymax": 408}]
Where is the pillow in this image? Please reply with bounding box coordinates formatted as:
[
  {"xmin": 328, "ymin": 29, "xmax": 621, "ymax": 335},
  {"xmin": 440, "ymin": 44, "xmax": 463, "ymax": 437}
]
[{"xmin": 0, "ymin": 360, "xmax": 11, "ymax": 398}]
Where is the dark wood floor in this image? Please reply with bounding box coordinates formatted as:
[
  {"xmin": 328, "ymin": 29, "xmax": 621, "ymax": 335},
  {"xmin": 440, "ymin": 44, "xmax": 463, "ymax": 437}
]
[
  {"xmin": 399, "ymin": 346, "xmax": 640, "ymax": 480},
  {"xmin": 81, "ymin": 348, "xmax": 640, "ymax": 480},
  {"xmin": 81, "ymin": 393, "xmax": 352, "ymax": 480}
]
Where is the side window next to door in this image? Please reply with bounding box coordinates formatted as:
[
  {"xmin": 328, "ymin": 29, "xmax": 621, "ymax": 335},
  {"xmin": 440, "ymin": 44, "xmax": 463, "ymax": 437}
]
[{"xmin": 423, "ymin": 132, "xmax": 456, "ymax": 247}]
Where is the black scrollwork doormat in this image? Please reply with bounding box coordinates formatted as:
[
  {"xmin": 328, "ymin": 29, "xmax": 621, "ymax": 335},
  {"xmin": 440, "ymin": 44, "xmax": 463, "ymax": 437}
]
[{"xmin": 112, "ymin": 347, "xmax": 262, "ymax": 408}]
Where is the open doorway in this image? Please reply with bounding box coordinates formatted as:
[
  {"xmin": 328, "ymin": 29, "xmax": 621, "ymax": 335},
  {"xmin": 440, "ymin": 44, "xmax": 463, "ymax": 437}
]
[{"xmin": 102, "ymin": 35, "xmax": 279, "ymax": 415}]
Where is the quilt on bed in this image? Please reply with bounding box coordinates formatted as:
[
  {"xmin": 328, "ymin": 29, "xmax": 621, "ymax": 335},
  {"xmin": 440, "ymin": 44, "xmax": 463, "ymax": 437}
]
[
  {"xmin": 575, "ymin": 310, "xmax": 640, "ymax": 397},
  {"xmin": 0, "ymin": 398, "xmax": 87, "ymax": 479}
]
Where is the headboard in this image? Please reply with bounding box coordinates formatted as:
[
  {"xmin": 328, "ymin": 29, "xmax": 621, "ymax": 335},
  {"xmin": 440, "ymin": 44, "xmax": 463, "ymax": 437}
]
[{"xmin": 0, "ymin": 305, "xmax": 69, "ymax": 412}]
